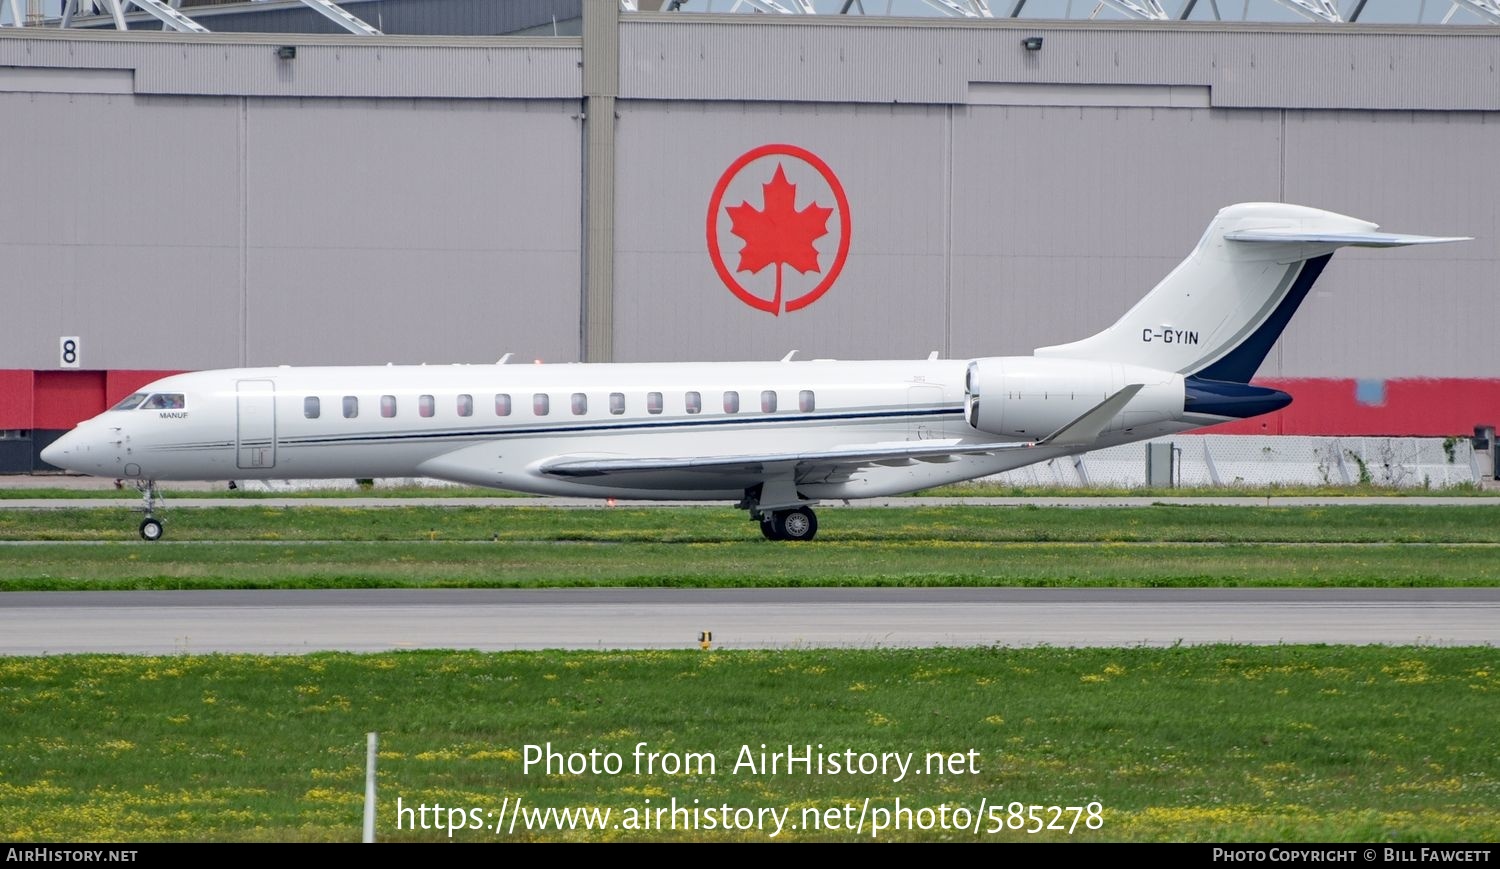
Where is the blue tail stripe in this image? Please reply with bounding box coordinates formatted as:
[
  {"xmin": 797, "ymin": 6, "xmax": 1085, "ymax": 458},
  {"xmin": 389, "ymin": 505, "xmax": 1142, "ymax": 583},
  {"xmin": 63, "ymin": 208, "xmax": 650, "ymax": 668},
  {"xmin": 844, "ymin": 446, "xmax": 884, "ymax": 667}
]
[
  {"xmin": 1183, "ymin": 377, "xmax": 1292, "ymax": 418},
  {"xmin": 1194, "ymin": 253, "xmax": 1332, "ymax": 384}
]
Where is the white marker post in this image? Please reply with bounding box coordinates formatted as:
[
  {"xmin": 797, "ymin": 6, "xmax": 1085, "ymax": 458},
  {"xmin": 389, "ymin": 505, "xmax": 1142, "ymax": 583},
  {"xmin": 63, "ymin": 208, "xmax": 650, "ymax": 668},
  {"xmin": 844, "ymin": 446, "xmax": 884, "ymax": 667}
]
[{"xmin": 363, "ymin": 732, "xmax": 377, "ymax": 843}]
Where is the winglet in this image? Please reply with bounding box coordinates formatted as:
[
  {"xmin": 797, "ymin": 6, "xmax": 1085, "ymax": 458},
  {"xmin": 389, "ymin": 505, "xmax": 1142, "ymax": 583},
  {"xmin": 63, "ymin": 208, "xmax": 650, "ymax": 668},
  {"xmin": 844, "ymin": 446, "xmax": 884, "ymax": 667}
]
[{"xmin": 1037, "ymin": 384, "xmax": 1144, "ymax": 448}]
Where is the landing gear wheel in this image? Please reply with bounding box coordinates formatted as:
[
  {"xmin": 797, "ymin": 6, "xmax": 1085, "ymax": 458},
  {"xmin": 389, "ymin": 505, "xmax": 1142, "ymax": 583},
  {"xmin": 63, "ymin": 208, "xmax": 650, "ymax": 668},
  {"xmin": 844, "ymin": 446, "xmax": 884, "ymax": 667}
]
[
  {"xmin": 773, "ymin": 507, "xmax": 818, "ymax": 542},
  {"xmin": 759, "ymin": 517, "xmax": 781, "ymax": 540},
  {"xmin": 133, "ymin": 480, "xmax": 166, "ymax": 541}
]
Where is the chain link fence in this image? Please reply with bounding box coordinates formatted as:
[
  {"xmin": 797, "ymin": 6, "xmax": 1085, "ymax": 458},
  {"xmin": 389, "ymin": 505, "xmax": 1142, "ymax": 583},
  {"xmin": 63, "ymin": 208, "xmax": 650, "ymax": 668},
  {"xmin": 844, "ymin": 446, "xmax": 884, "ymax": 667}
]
[{"xmin": 986, "ymin": 435, "xmax": 1480, "ymax": 489}]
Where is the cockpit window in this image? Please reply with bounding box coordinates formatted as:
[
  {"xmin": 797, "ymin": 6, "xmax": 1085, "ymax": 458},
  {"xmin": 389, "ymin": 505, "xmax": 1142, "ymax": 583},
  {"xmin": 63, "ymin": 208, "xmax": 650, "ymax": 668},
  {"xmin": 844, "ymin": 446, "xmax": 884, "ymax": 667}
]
[
  {"xmin": 111, "ymin": 393, "xmax": 148, "ymax": 411},
  {"xmin": 141, "ymin": 394, "xmax": 186, "ymax": 410}
]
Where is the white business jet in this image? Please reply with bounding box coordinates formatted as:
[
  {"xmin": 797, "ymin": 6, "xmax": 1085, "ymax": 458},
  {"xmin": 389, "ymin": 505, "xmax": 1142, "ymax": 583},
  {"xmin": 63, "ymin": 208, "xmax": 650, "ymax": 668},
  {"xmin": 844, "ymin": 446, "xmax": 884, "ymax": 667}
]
[{"xmin": 43, "ymin": 203, "xmax": 1466, "ymax": 541}]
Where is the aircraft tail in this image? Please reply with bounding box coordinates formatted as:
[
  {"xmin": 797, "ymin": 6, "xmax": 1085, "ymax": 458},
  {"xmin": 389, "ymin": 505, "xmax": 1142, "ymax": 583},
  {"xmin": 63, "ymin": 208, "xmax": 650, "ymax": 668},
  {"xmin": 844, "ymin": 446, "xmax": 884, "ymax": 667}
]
[{"xmin": 1033, "ymin": 203, "xmax": 1467, "ymax": 383}]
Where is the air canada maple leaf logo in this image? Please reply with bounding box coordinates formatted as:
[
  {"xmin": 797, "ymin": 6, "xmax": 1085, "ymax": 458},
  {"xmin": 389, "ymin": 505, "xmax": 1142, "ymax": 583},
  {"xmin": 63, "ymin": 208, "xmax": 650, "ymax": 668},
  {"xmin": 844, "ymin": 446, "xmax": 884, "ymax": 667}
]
[
  {"xmin": 726, "ymin": 165, "xmax": 833, "ymax": 312},
  {"xmin": 707, "ymin": 145, "xmax": 852, "ymax": 316}
]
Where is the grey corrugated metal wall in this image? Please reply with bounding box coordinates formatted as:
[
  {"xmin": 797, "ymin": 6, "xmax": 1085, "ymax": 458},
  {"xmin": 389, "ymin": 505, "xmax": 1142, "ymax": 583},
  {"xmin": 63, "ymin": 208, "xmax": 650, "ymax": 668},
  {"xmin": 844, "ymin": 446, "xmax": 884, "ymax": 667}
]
[
  {"xmin": 0, "ymin": 28, "xmax": 586, "ymax": 369},
  {"xmin": 617, "ymin": 17, "xmax": 1500, "ymax": 111},
  {"xmin": 1, "ymin": 17, "xmax": 1496, "ymax": 377},
  {"xmin": 0, "ymin": 91, "xmax": 583, "ymax": 369},
  {"xmin": 612, "ymin": 16, "xmax": 1497, "ymax": 376}
]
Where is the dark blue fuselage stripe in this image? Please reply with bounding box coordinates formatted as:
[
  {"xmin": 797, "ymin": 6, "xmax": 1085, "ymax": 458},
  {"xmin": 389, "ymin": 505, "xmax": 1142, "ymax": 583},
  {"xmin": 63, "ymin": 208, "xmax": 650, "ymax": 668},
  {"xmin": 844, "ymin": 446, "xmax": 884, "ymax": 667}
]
[
  {"xmin": 1194, "ymin": 254, "xmax": 1333, "ymax": 384},
  {"xmin": 155, "ymin": 406, "xmax": 967, "ymax": 452}
]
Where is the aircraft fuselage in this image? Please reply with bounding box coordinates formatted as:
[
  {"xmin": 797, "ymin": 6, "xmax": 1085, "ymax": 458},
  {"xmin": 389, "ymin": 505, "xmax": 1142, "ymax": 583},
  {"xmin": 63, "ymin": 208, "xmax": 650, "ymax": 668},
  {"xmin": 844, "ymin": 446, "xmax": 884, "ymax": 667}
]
[{"xmin": 44, "ymin": 358, "xmax": 1203, "ymax": 501}]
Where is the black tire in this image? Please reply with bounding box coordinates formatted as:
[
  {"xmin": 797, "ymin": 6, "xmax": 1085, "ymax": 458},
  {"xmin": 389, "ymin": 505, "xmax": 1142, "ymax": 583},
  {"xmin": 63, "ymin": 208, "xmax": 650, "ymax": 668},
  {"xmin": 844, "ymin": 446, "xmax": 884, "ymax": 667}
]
[
  {"xmin": 759, "ymin": 516, "xmax": 780, "ymax": 540},
  {"xmin": 773, "ymin": 507, "xmax": 818, "ymax": 542},
  {"xmin": 139, "ymin": 518, "xmax": 164, "ymax": 542}
]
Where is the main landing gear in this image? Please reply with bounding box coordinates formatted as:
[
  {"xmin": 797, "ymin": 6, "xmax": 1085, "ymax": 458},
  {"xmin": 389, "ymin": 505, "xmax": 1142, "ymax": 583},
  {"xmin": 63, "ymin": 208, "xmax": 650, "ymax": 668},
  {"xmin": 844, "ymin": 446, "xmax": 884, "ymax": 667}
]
[
  {"xmin": 739, "ymin": 483, "xmax": 819, "ymax": 541},
  {"xmin": 134, "ymin": 480, "xmax": 165, "ymax": 541},
  {"xmin": 756, "ymin": 506, "xmax": 819, "ymax": 542}
]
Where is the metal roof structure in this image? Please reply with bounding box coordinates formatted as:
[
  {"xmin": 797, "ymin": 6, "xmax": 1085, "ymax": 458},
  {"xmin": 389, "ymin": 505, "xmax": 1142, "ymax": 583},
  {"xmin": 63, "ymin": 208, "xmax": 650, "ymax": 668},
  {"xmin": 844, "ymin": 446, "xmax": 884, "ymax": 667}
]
[
  {"xmin": 3, "ymin": 0, "xmax": 1497, "ymax": 30},
  {"xmin": 1, "ymin": 0, "xmax": 582, "ymax": 34},
  {"xmin": 649, "ymin": 0, "xmax": 1500, "ymax": 24}
]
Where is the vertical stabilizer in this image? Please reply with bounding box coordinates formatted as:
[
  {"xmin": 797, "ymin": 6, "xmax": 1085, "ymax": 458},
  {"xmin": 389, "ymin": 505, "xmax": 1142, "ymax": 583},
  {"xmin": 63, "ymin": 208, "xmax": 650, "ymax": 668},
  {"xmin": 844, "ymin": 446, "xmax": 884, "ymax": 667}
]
[{"xmin": 1033, "ymin": 203, "xmax": 1466, "ymax": 383}]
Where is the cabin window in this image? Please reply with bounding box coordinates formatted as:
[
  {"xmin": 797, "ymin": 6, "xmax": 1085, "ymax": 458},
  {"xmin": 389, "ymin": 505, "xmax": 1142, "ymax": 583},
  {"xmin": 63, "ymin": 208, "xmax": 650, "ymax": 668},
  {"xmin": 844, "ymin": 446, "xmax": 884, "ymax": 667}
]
[
  {"xmin": 685, "ymin": 391, "xmax": 702, "ymax": 414},
  {"xmin": 533, "ymin": 393, "xmax": 550, "ymax": 416},
  {"xmin": 609, "ymin": 393, "xmax": 625, "ymax": 415},
  {"xmin": 380, "ymin": 395, "xmax": 397, "ymax": 418},
  {"xmin": 343, "ymin": 396, "xmax": 359, "ymax": 418},
  {"xmin": 304, "ymin": 397, "xmax": 320, "ymax": 419},
  {"xmin": 571, "ymin": 393, "xmax": 588, "ymax": 415},
  {"xmin": 419, "ymin": 395, "xmax": 435, "ymax": 418},
  {"xmin": 111, "ymin": 393, "xmax": 147, "ymax": 411},
  {"xmin": 647, "ymin": 392, "xmax": 663, "ymax": 415},
  {"xmin": 761, "ymin": 390, "xmax": 778, "ymax": 413},
  {"xmin": 723, "ymin": 391, "xmax": 739, "ymax": 414},
  {"xmin": 495, "ymin": 394, "xmax": 511, "ymax": 416},
  {"xmin": 141, "ymin": 394, "xmax": 185, "ymax": 410},
  {"xmin": 799, "ymin": 390, "xmax": 816, "ymax": 413},
  {"xmin": 456, "ymin": 394, "xmax": 473, "ymax": 417}
]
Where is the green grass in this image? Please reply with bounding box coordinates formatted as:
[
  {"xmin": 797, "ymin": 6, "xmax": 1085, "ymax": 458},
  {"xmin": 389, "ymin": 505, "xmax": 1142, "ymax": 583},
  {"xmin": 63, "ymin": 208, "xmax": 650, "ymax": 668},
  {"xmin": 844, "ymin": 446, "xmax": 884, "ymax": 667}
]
[
  {"xmin": 3, "ymin": 505, "xmax": 1494, "ymax": 842},
  {"xmin": 924, "ymin": 481, "xmax": 1498, "ymax": 498},
  {"xmin": 0, "ymin": 484, "xmax": 521, "ymax": 500},
  {"xmin": 2, "ymin": 481, "xmax": 1495, "ymax": 499},
  {"xmin": 1, "ymin": 506, "xmax": 1496, "ymax": 590},
  {"xmin": 2, "ymin": 541, "xmax": 1497, "ymax": 591},
  {"xmin": 3, "ymin": 504, "xmax": 1499, "ymax": 542},
  {"xmin": 0, "ymin": 647, "xmax": 1494, "ymax": 842}
]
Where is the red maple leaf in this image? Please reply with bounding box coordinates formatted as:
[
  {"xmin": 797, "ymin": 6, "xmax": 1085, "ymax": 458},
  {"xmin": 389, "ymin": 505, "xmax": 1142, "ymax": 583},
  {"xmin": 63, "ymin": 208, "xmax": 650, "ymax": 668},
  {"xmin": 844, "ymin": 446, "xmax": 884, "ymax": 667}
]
[{"xmin": 725, "ymin": 163, "xmax": 833, "ymax": 316}]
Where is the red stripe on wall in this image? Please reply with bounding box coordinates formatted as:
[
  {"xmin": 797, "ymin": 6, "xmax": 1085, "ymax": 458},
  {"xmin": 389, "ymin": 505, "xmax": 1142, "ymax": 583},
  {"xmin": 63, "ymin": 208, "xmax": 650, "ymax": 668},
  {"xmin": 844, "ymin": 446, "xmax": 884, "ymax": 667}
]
[
  {"xmin": 33, "ymin": 371, "xmax": 108, "ymax": 431},
  {"xmin": 0, "ymin": 371, "xmax": 35, "ymax": 429},
  {"xmin": 1200, "ymin": 379, "xmax": 1500, "ymax": 437},
  {"xmin": 2, "ymin": 371, "xmax": 1497, "ymax": 437},
  {"xmin": 0, "ymin": 370, "xmax": 183, "ymax": 431}
]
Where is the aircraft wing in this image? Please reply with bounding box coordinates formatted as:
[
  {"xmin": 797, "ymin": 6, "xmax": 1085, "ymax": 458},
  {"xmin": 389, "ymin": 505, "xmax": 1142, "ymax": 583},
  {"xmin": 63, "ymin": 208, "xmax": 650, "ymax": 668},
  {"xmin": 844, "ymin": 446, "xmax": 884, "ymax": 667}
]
[
  {"xmin": 537, "ymin": 438, "xmax": 1035, "ymax": 478},
  {"xmin": 540, "ymin": 384, "xmax": 1145, "ymax": 480}
]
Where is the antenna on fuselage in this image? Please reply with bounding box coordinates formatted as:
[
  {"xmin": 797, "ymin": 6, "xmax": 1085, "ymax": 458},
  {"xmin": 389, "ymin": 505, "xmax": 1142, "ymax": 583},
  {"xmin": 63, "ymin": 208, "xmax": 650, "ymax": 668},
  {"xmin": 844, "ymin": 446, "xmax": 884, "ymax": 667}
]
[
  {"xmin": 781, "ymin": 350, "xmax": 798, "ymax": 362},
  {"xmin": 496, "ymin": 353, "xmax": 513, "ymax": 365}
]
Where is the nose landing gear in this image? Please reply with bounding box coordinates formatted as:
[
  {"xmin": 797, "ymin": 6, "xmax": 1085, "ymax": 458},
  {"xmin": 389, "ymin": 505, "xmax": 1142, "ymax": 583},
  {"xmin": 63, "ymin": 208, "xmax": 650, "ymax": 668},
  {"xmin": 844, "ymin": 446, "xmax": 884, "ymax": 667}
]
[{"xmin": 134, "ymin": 480, "xmax": 165, "ymax": 541}]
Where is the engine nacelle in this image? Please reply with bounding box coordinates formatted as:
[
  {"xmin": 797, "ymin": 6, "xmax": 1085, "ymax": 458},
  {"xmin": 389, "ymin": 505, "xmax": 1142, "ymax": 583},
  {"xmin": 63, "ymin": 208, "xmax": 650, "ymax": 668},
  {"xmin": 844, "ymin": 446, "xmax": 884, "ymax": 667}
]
[{"xmin": 964, "ymin": 357, "xmax": 1184, "ymax": 439}]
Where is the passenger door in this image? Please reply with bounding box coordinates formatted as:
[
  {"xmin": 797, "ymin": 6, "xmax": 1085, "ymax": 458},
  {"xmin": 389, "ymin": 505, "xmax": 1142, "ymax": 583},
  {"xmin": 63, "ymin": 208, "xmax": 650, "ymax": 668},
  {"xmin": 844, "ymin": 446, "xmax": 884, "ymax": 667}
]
[{"xmin": 236, "ymin": 379, "xmax": 277, "ymax": 470}]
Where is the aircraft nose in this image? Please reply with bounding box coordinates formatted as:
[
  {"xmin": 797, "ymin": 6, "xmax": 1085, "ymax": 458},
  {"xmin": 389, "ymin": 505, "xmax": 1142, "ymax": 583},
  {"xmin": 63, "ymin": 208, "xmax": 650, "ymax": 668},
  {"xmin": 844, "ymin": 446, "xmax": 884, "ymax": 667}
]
[{"xmin": 39, "ymin": 430, "xmax": 78, "ymax": 471}]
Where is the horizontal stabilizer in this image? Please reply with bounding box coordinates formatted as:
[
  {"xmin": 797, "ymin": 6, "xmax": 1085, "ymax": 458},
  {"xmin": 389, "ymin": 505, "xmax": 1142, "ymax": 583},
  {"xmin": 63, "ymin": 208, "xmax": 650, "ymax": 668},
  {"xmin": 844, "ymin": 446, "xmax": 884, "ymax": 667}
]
[
  {"xmin": 1224, "ymin": 229, "xmax": 1471, "ymax": 247},
  {"xmin": 1036, "ymin": 384, "xmax": 1143, "ymax": 448}
]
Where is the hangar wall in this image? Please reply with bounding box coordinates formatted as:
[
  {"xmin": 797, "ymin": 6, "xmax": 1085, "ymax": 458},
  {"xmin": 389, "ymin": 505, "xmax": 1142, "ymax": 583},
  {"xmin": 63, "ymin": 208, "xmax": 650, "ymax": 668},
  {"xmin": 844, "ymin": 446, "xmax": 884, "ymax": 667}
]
[
  {"xmin": 1, "ymin": 13, "xmax": 1497, "ymax": 454},
  {"xmin": 614, "ymin": 99, "xmax": 1493, "ymax": 377},
  {"xmin": 2, "ymin": 91, "xmax": 583, "ymax": 369},
  {"xmin": 608, "ymin": 15, "xmax": 1497, "ymax": 378}
]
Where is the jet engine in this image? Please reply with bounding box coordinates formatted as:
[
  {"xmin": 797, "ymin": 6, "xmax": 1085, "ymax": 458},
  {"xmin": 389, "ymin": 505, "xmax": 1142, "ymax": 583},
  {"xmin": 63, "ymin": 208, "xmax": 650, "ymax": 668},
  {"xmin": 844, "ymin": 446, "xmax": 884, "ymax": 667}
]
[{"xmin": 964, "ymin": 357, "xmax": 1184, "ymax": 439}]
